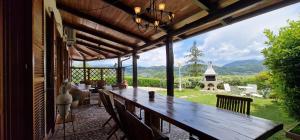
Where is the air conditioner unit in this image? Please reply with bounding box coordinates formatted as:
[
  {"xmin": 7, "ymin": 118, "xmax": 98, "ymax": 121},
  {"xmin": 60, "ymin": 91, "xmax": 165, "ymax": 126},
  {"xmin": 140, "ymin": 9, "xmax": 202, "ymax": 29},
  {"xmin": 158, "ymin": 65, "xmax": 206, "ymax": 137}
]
[{"xmin": 64, "ymin": 26, "xmax": 76, "ymax": 46}]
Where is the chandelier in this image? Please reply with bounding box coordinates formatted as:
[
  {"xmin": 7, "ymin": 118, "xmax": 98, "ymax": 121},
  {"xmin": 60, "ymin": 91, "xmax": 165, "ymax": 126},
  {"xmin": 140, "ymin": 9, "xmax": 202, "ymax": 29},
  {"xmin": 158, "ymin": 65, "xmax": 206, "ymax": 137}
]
[{"xmin": 133, "ymin": 0, "xmax": 175, "ymax": 32}]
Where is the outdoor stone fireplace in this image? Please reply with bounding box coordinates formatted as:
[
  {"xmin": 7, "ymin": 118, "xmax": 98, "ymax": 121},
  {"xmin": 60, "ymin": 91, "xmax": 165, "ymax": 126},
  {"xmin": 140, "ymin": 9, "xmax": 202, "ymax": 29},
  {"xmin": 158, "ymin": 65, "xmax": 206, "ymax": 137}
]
[{"xmin": 202, "ymin": 62, "xmax": 220, "ymax": 90}]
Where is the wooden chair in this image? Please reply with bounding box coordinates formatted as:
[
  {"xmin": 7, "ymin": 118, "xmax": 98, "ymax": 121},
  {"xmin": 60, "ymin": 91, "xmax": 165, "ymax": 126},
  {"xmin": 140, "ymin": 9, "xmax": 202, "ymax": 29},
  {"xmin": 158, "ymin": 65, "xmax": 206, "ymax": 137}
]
[
  {"xmin": 114, "ymin": 99, "xmax": 131, "ymax": 139},
  {"xmin": 99, "ymin": 90, "xmax": 113, "ymax": 128},
  {"xmin": 216, "ymin": 94, "xmax": 253, "ymax": 115},
  {"xmin": 114, "ymin": 99, "xmax": 168, "ymax": 140},
  {"xmin": 97, "ymin": 80, "xmax": 106, "ymax": 89},
  {"xmin": 124, "ymin": 110, "xmax": 155, "ymax": 140},
  {"xmin": 103, "ymin": 92, "xmax": 122, "ymax": 140},
  {"xmin": 190, "ymin": 95, "xmax": 253, "ymax": 140}
]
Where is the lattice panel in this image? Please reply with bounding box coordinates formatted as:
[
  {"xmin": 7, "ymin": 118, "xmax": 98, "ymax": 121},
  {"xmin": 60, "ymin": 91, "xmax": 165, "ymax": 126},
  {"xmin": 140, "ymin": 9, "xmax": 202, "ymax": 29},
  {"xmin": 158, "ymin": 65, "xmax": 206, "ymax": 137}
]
[
  {"xmin": 71, "ymin": 68, "xmax": 118, "ymax": 85},
  {"xmin": 71, "ymin": 68, "xmax": 84, "ymax": 83},
  {"xmin": 103, "ymin": 69, "xmax": 117, "ymax": 85},
  {"xmin": 89, "ymin": 69, "xmax": 101, "ymax": 80}
]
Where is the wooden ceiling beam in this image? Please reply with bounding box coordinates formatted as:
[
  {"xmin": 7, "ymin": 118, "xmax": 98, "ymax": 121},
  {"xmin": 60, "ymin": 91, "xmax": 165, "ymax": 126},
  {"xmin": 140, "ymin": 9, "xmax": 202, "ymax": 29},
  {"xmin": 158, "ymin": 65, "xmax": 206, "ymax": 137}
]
[
  {"xmin": 102, "ymin": 0, "xmax": 168, "ymax": 32},
  {"xmin": 74, "ymin": 45, "xmax": 96, "ymax": 57},
  {"xmin": 63, "ymin": 21, "xmax": 138, "ymax": 48},
  {"xmin": 57, "ymin": 3, "xmax": 150, "ymax": 43},
  {"xmin": 76, "ymin": 33, "xmax": 129, "ymax": 52},
  {"xmin": 81, "ymin": 46, "xmax": 109, "ymax": 58},
  {"xmin": 77, "ymin": 40, "xmax": 121, "ymax": 56},
  {"xmin": 192, "ymin": 0, "xmax": 229, "ymax": 25},
  {"xmin": 78, "ymin": 51, "xmax": 87, "ymax": 60},
  {"xmin": 135, "ymin": 0, "xmax": 266, "ymax": 52},
  {"xmin": 76, "ymin": 43, "xmax": 108, "ymax": 57}
]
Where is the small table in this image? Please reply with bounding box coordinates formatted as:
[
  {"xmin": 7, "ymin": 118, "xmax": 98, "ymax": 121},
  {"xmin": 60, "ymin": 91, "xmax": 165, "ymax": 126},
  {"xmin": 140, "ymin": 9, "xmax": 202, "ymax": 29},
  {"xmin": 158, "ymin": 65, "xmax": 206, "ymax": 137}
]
[
  {"xmin": 89, "ymin": 87, "xmax": 96, "ymax": 93},
  {"xmin": 79, "ymin": 89, "xmax": 91, "ymax": 105}
]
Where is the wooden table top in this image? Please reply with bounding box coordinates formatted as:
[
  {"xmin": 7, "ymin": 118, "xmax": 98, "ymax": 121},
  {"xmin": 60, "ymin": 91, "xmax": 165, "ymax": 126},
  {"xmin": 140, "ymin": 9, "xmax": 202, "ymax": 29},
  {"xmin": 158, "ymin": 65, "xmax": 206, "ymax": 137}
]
[{"xmin": 109, "ymin": 88, "xmax": 283, "ymax": 140}]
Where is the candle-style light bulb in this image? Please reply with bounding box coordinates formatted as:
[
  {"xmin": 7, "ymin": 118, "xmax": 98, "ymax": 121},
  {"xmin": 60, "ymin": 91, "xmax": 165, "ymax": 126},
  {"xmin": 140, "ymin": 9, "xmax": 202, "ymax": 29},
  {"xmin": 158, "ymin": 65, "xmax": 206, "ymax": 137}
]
[
  {"xmin": 168, "ymin": 12, "xmax": 175, "ymax": 20},
  {"xmin": 135, "ymin": 17, "xmax": 142, "ymax": 24},
  {"xmin": 154, "ymin": 20, "xmax": 159, "ymax": 27},
  {"xmin": 134, "ymin": 7, "xmax": 141, "ymax": 14},
  {"xmin": 158, "ymin": 3, "xmax": 165, "ymax": 11}
]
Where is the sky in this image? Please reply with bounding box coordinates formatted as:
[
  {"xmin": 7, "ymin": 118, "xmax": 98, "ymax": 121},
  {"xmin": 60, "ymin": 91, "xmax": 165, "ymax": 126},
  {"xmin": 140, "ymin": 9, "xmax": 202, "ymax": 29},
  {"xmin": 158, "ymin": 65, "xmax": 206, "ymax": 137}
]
[{"xmin": 82, "ymin": 3, "xmax": 300, "ymax": 67}]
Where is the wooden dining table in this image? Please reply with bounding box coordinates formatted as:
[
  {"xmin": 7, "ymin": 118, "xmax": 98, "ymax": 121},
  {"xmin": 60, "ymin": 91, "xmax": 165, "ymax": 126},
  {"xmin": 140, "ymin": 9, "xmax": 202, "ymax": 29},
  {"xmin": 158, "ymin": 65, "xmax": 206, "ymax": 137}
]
[{"xmin": 109, "ymin": 88, "xmax": 283, "ymax": 140}]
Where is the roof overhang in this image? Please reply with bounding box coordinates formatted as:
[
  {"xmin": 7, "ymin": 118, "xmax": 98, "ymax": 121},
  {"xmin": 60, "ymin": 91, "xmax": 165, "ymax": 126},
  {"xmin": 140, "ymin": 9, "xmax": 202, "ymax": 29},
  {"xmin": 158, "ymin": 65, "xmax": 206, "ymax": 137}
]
[{"xmin": 55, "ymin": 0, "xmax": 299, "ymax": 61}]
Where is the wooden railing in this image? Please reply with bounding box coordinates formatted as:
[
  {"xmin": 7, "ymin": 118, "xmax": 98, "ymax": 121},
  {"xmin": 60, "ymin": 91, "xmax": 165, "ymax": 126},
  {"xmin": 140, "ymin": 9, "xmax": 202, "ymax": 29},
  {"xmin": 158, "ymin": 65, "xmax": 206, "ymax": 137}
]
[{"xmin": 71, "ymin": 67, "xmax": 125, "ymax": 85}]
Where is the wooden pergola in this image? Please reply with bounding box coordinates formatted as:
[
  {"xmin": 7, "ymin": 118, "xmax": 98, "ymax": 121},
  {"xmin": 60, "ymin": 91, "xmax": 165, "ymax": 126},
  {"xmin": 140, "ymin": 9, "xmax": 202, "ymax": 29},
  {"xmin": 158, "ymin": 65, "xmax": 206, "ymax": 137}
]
[
  {"xmin": 56, "ymin": 0, "xmax": 299, "ymax": 96},
  {"xmin": 2, "ymin": 0, "xmax": 300, "ymax": 139}
]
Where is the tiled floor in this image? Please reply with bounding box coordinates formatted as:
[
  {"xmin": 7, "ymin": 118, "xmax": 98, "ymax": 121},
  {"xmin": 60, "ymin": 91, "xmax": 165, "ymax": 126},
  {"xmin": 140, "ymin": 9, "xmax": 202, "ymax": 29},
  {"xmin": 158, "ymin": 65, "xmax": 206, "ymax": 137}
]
[{"xmin": 50, "ymin": 93, "xmax": 190, "ymax": 140}]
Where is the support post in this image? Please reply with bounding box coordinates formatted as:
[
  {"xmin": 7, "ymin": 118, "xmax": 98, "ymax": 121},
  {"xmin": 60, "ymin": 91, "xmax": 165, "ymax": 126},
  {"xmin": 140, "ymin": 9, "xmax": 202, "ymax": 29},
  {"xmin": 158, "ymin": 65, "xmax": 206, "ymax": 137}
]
[
  {"xmin": 83, "ymin": 59, "xmax": 86, "ymax": 82},
  {"xmin": 166, "ymin": 36, "xmax": 174, "ymax": 96},
  {"xmin": 87, "ymin": 68, "xmax": 90, "ymax": 81},
  {"xmin": 117, "ymin": 57, "xmax": 122, "ymax": 84},
  {"xmin": 100, "ymin": 69, "xmax": 103, "ymax": 81},
  {"xmin": 132, "ymin": 51, "xmax": 138, "ymax": 88}
]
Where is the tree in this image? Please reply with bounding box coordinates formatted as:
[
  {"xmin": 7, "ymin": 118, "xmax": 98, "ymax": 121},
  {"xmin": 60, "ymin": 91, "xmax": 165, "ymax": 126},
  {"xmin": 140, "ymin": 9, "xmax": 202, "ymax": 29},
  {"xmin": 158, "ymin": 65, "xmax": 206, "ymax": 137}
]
[
  {"xmin": 185, "ymin": 41, "xmax": 204, "ymax": 76},
  {"xmin": 262, "ymin": 19, "xmax": 300, "ymax": 120}
]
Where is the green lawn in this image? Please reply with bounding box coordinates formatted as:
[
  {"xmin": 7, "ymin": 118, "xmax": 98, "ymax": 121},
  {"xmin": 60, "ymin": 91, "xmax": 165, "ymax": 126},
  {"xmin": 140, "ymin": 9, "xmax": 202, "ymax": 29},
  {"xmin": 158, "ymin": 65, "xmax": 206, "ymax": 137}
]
[{"xmin": 157, "ymin": 89, "xmax": 298, "ymax": 140}]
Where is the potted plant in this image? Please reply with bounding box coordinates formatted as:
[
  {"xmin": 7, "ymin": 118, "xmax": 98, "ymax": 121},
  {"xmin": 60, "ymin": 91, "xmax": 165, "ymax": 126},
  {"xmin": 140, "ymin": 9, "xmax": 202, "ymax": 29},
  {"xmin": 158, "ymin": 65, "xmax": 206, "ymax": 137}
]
[{"xmin": 286, "ymin": 123, "xmax": 300, "ymax": 140}]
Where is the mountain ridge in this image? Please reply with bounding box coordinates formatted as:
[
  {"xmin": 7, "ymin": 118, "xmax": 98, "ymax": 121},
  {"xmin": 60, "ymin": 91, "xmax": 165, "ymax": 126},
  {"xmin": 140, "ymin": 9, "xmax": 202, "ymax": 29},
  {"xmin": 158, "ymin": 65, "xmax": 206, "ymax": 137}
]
[{"xmin": 124, "ymin": 59, "xmax": 265, "ymax": 77}]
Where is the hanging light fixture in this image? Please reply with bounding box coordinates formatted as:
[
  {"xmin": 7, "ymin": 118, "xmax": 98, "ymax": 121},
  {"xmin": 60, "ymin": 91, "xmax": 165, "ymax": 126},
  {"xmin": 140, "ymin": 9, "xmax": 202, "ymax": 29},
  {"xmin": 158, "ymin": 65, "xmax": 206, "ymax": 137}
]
[{"xmin": 133, "ymin": 0, "xmax": 175, "ymax": 32}]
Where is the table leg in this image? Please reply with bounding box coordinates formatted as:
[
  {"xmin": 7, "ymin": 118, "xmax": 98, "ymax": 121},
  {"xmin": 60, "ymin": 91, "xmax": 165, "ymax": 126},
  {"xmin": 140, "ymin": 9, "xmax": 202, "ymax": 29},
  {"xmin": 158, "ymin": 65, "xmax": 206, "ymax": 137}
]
[
  {"xmin": 125, "ymin": 101, "xmax": 135, "ymax": 113},
  {"xmin": 144, "ymin": 110, "xmax": 160, "ymax": 129},
  {"xmin": 63, "ymin": 116, "xmax": 66, "ymax": 140}
]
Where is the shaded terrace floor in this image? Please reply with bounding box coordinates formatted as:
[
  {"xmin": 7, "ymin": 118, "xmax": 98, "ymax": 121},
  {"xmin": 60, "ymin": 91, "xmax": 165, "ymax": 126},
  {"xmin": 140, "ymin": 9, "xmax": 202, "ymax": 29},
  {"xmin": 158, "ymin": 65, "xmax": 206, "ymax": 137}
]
[{"xmin": 50, "ymin": 93, "xmax": 190, "ymax": 140}]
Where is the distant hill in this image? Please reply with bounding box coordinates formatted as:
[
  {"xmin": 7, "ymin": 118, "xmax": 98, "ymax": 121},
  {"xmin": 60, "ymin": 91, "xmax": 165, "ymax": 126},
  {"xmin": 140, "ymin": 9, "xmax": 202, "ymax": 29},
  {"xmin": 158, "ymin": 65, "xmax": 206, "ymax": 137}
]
[
  {"xmin": 223, "ymin": 59, "xmax": 263, "ymax": 67},
  {"xmin": 124, "ymin": 59, "xmax": 266, "ymax": 77},
  {"xmin": 216, "ymin": 59, "xmax": 265, "ymax": 75}
]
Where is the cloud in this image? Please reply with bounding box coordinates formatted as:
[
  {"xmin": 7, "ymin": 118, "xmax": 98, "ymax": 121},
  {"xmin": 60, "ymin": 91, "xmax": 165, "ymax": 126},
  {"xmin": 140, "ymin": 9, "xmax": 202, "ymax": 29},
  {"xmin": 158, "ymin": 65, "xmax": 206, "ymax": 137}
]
[{"xmin": 186, "ymin": 3, "xmax": 300, "ymax": 66}]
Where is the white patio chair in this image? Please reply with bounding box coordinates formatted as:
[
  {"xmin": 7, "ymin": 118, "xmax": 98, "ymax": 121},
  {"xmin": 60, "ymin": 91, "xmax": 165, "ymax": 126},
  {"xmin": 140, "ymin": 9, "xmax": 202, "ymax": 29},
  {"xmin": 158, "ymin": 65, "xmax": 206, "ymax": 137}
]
[
  {"xmin": 230, "ymin": 86, "xmax": 241, "ymax": 95},
  {"xmin": 78, "ymin": 83, "xmax": 86, "ymax": 90},
  {"xmin": 224, "ymin": 83, "xmax": 231, "ymax": 92},
  {"xmin": 246, "ymin": 84, "xmax": 257, "ymax": 94}
]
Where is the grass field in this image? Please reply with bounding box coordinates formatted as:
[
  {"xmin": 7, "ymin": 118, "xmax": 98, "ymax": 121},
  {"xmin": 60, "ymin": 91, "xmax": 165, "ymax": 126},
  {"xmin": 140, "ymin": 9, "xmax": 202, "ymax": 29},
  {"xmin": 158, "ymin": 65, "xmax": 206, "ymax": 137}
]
[{"xmin": 157, "ymin": 89, "xmax": 298, "ymax": 140}]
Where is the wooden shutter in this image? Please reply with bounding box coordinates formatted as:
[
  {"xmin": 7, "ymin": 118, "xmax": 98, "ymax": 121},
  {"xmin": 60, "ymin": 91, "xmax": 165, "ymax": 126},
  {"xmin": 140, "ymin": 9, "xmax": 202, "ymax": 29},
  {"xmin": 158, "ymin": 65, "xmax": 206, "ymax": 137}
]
[
  {"xmin": 32, "ymin": 0, "xmax": 45, "ymax": 139},
  {"xmin": 0, "ymin": 0, "xmax": 3, "ymax": 138}
]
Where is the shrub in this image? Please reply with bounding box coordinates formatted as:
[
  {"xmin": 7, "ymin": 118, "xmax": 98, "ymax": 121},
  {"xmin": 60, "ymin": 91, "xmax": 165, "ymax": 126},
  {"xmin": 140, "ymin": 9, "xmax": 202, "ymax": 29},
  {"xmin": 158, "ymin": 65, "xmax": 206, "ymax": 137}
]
[
  {"xmin": 217, "ymin": 83, "xmax": 224, "ymax": 89},
  {"xmin": 179, "ymin": 77, "xmax": 203, "ymax": 88},
  {"xmin": 124, "ymin": 77, "xmax": 166, "ymax": 88},
  {"xmin": 263, "ymin": 19, "xmax": 300, "ymax": 120}
]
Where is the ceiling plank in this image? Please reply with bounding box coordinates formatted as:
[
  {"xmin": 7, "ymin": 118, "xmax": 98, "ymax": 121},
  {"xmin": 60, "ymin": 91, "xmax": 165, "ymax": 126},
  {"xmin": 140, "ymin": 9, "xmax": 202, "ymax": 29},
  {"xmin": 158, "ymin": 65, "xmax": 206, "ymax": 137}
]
[
  {"xmin": 102, "ymin": 0, "xmax": 168, "ymax": 32},
  {"xmin": 77, "ymin": 40, "xmax": 121, "ymax": 56},
  {"xmin": 63, "ymin": 21, "xmax": 138, "ymax": 48},
  {"xmin": 57, "ymin": 3, "xmax": 150, "ymax": 42},
  {"xmin": 172, "ymin": 10, "xmax": 208, "ymax": 30},
  {"xmin": 191, "ymin": 0, "xmax": 218, "ymax": 12},
  {"xmin": 76, "ymin": 33, "xmax": 129, "ymax": 52}
]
